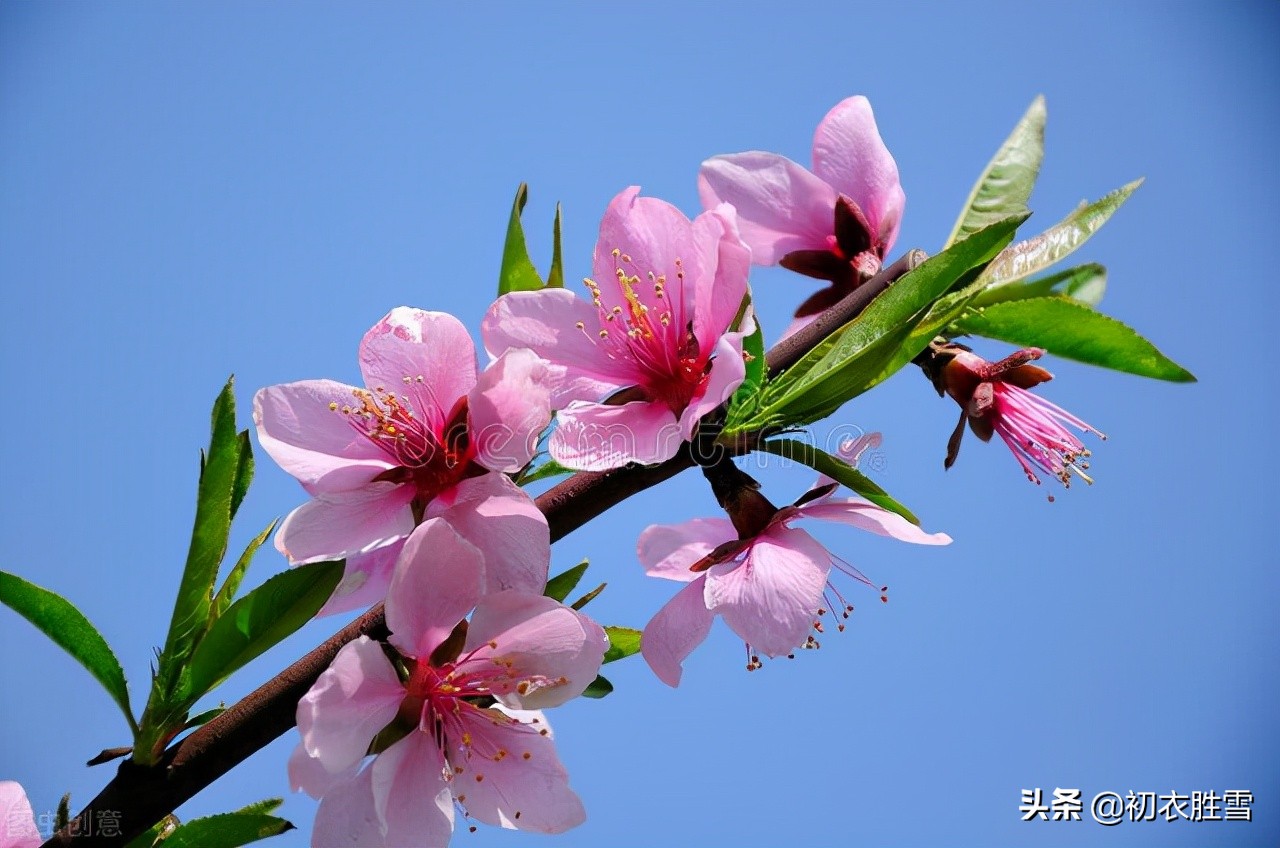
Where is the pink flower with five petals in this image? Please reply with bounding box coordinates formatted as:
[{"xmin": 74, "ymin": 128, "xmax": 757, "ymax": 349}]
[
  {"xmin": 254, "ymin": 307, "xmax": 553, "ymax": 614},
  {"xmin": 483, "ymin": 187, "xmax": 753, "ymax": 471},
  {"xmin": 640, "ymin": 439, "xmax": 949, "ymax": 687},
  {"xmin": 290, "ymin": 518, "xmax": 607, "ymax": 847},
  {"xmin": 699, "ymin": 95, "xmax": 904, "ymax": 321}
]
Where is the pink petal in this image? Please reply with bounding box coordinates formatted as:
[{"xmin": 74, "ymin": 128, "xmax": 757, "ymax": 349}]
[
  {"xmin": 386, "ymin": 518, "xmax": 485, "ymax": 660},
  {"xmin": 677, "ymin": 329, "xmax": 748, "ymax": 442},
  {"xmin": 451, "ymin": 708, "xmax": 586, "ymax": 834},
  {"xmin": 315, "ymin": 541, "xmax": 403, "ymax": 618},
  {"xmin": 641, "ymin": 575, "xmax": 715, "ymax": 687},
  {"xmin": 0, "ymin": 782, "xmax": 40, "ymax": 848},
  {"xmin": 703, "ymin": 527, "xmax": 830, "ymax": 657},
  {"xmin": 637, "ymin": 517, "xmax": 736, "ymax": 582},
  {"xmin": 359, "ymin": 308, "xmax": 477, "ymax": 433},
  {"xmin": 482, "ymin": 289, "xmax": 635, "ymax": 406},
  {"xmin": 468, "ymin": 348, "xmax": 553, "ymax": 473},
  {"xmin": 810, "ymin": 96, "xmax": 905, "ymax": 250},
  {"xmin": 690, "ymin": 205, "xmax": 751, "ymax": 351},
  {"xmin": 464, "ymin": 591, "xmax": 607, "ymax": 710},
  {"xmin": 697, "ymin": 152, "xmax": 837, "ymax": 265},
  {"xmin": 288, "ymin": 741, "xmax": 357, "ymax": 799},
  {"xmin": 796, "ymin": 498, "xmax": 952, "ymax": 545},
  {"xmin": 809, "ymin": 431, "xmax": 883, "ymax": 492},
  {"xmin": 593, "ymin": 187, "xmax": 698, "ymax": 320},
  {"xmin": 549, "ymin": 399, "xmax": 682, "ymax": 470},
  {"xmin": 371, "ymin": 733, "xmax": 454, "ymax": 848},
  {"xmin": 311, "ymin": 766, "xmax": 385, "ymax": 848},
  {"xmin": 427, "ymin": 473, "xmax": 549, "ymax": 596},
  {"xmin": 274, "ymin": 483, "xmax": 415, "ymax": 565},
  {"xmin": 253, "ymin": 381, "xmax": 395, "ymax": 495},
  {"xmin": 297, "ymin": 636, "xmax": 405, "ymax": 775}
]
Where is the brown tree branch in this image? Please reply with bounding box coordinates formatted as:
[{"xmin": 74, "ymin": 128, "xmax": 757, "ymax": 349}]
[{"xmin": 42, "ymin": 249, "xmax": 922, "ymax": 848}]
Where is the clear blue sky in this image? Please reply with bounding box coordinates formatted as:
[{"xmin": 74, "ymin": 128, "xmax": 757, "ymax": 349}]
[{"xmin": 1, "ymin": 2, "xmax": 1276, "ymax": 846}]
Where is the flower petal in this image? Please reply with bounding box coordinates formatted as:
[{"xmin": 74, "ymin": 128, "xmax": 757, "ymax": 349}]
[
  {"xmin": 386, "ymin": 518, "xmax": 485, "ymax": 660},
  {"xmin": 297, "ymin": 636, "xmax": 405, "ymax": 775},
  {"xmin": 690, "ymin": 206, "xmax": 751, "ymax": 351},
  {"xmin": 359, "ymin": 307, "xmax": 477, "ymax": 433},
  {"xmin": 641, "ymin": 575, "xmax": 715, "ymax": 687},
  {"xmin": 253, "ymin": 381, "xmax": 395, "ymax": 495},
  {"xmin": 482, "ymin": 289, "xmax": 635, "ymax": 406},
  {"xmin": 593, "ymin": 187, "xmax": 697, "ymax": 319},
  {"xmin": 427, "ymin": 472, "xmax": 549, "ymax": 596},
  {"xmin": 469, "ymin": 348, "xmax": 553, "ymax": 473},
  {"xmin": 704, "ymin": 527, "xmax": 830, "ymax": 657},
  {"xmin": 677, "ymin": 329, "xmax": 748, "ymax": 442},
  {"xmin": 796, "ymin": 498, "xmax": 952, "ymax": 545},
  {"xmin": 0, "ymin": 782, "xmax": 41, "ymax": 848},
  {"xmin": 810, "ymin": 96, "xmax": 905, "ymax": 250},
  {"xmin": 315, "ymin": 541, "xmax": 403, "ymax": 618},
  {"xmin": 288, "ymin": 741, "xmax": 358, "ymax": 800},
  {"xmin": 637, "ymin": 517, "xmax": 736, "ymax": 582},
  {"xmin": 274, "ymin": 483, "xmax": 415, "ymax": 565},
  {"xmin": 451, "ymin": 708, "xmax": 586, "ymax": 834},
  {"xmin": 549, "ymin": 399, "xmax": 682, "ymax": 471},
  {"xmin": 464, "ymin": 591, "xmax": 607, "ymax": 710},
  {"xmin": 698, "ymin": 152, "xmax": 837, "ymax": 265},
  {"xmin": 311, "ymin": 766, "xmax": 385, "ymax": 848},
  {"xmin": 371, "ymin": 733, "xmax": 454, "ymax": 848}
]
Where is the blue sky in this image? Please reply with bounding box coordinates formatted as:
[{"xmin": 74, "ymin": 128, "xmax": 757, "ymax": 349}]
[{"xmin": 1, "ymin": 2, "xmax": 1276, "ymax": 846}]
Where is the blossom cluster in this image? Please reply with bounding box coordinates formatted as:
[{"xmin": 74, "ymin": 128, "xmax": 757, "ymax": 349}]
[{"xmin": 240, "ymin": 95, "xmax": 1103, "ymax": 846}]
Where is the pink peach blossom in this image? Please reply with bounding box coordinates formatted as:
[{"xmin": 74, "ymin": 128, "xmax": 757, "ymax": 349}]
[
  {"xmin": 640, "ymin": 451, "xmax": 949, "ymax": 687},
  {"xmin": 935, "ymin": 346, "xmax": 1105, "ymax": 490},
  {"xmin": 255, "ymin": 307, "xmax": 553, "ymax": 614},
  {"xmin": 483, "ymin": 187, "xmax": 753, "ymax": 470},
  {"xmin": 291, "ymin": 518, "xmax": 607, "ymax": 846},
  {"xmin": 0, "ymin": 782, "xmax": 40, "ymax": 848},
  {"xmin": 699, "ymin": 95, "xmax": 904, "ymax": 322}
]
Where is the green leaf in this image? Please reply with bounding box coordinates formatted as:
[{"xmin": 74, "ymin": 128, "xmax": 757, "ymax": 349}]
[
  {"xmin": 756, "ymin": 215, "xmax": 1026, "ymax": 427},
  {"xmin": 157, "ymin": 378, "xmax": 244, "ymax": 696},
  {"xmin": 211, "ymin": 519, "xmax": 278, "ymax": 624},
  {"xmin": 0, "ymin": 571, "xmax": 136, "ymax": 732},
  {"xmin": 570, "ymin": 582, "xmax": 605, "ymax": 610},
  {"xmin": 547, "ymin": 203, "xmax": 565, "ymax": 288},
  {"xmin": 148, "ymin": 812, "xmax": 292, "ymax": 848},
  {"xmin": 581, "ymin": 674, "xmax": 614, "ymax": 698},
  {"xmin": 946, "ymin": 95, "xmax": 1046, "ymax": 248},
  {"xmin": 124, "ymin": 815, "xmax": 178, "ymax": 848},
  {"xmin": 602, "ymin": 626, "xmax": 641, "ymax": 664},
  {"xmin": 229, "ymin": 431, "xmax": 253, "ymax": 520},
  {"xmin": 971, "ymin": 263, "xmax": 1106, "ymax": 309},
  {"xmin": 181, "ymin": 705, "xmax": 226, "ymax": 731},
  {"xmin": 951, "ymin": 297, "xmax": 1196, "ymax": 382},
  {"xmin": 728, "ymin": 317, "xmax": 766, "ymax": 412},
  {"xmin": 517, "ymin": 457, "xmax": 573, "ymax": 485},
  {"xmin": 978, "ymin": 180, "xmax": 1142, "ymax": 289},
  {"xmin": 498, "ymin": 183, "xmax": 546, "ymax": 295},
  {"xmin": 759, "ymin": 439, "xmax": 918, "ymax": 524},
  {"xmin": 544, "ymin": 560, "xmax": 589, "ymax": 603},
  {"xmin": 183, "ymin": 561, "xmax": 344, "ymax": 700},
  {"xmin": 232, "ymin": 799, "xmax": 284, "ymax": 817}
]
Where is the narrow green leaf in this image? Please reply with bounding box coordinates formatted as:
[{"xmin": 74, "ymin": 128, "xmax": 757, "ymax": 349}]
[
  {"xmin": 951, "ymin": 297, "xmax": 1196, "ymax": 382},
  {"xmin": 570, "ymin": 582, "xmax": 606, "ymax": 610},
  {"xmin": 728, "ymin": 317, "xmax": 766, "ymax": 412},
  {"xmin": 602, "ymin": 626, "xmax": 641, "ymax": 664},
  {"xmin": 498, "ymin": 183, "xmax": 546, "ymax": 295},
  {"xmin": 182, "ymin": 705, "xmax": 226, "ymax": 731},
  {"xmin": 150, "ymin": 812, "xmax": 293, "ymax": 848},
  {"xmin": 184, "ymin": 561, "xmax": 344, "ymax": 700},
  {"xmin": 0, "ymin": 571, "xmax": 136, "ymax": 732},
  {"xmin": 759, "ymin": 439, "xmax": 918, "ymax": 524},
  {"xmin": 546, "ymin": 202, "xmax": 565, "ymax": 288},
  {"xmin": 517, "ymin": 457, "xmax": 573, "ymax": 485},
  {"xmin": 581, "ymin": 674, "xmax": 614, "ymax": 698},
  {"xmin": 211, "ymin": 519, "xmax": 278, "ymax": 624},
  {"xmin": 971, "ymin": 263, "xmax": 1106, "ymax": 309},
  {"xmin": 157, "ymin": 378, "xmax": 244, "ymax": 695},
  {"xmin": 758, "ymin": 216, "xmax": 1026, "ymax": 426},
  {"xmin": 229, "ymin": 431, "xmax": 253, "ymax": 521},
  {"xmin": 124, "ymin": 815, "xmax": 178, "ymax": 848},
  {"xmin": 978, "ymin": 180, "xmax": 1142, "ymax": 289},
  {"xmin": 545, "ymin": 560, "xmax": 589, "ymax": 603},
  {"xmin": 233, "ymin": 799, "xmax": 284, "ymax": 817},
  {"xmin": 946, "ymin": 95, "xmax": 1046, "ymax": 247}
]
